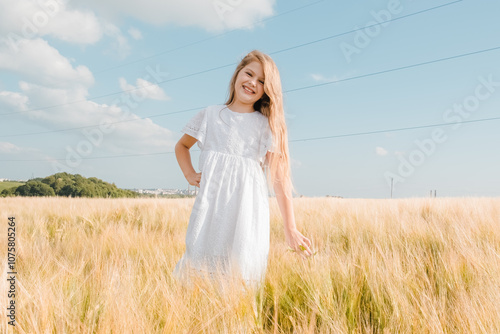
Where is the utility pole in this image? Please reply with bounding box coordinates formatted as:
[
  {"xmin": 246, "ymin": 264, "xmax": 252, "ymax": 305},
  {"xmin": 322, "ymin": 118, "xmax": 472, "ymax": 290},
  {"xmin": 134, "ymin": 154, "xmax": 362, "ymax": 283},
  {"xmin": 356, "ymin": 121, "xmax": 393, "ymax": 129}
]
[
  {"xmin": 434, "ymin": 190, "xmax": 436, "ymax": 198},
  {"xmin": 390, "ymin": 177, "xmax": 393, "ymax": 199}
]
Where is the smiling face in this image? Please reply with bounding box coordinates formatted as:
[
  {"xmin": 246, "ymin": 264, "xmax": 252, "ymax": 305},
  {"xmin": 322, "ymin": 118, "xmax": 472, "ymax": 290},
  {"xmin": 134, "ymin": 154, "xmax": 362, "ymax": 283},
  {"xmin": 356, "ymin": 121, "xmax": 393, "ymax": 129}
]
[{"xmin": 233, "ymin": 61, "xmax": 265, "ymax": 106}]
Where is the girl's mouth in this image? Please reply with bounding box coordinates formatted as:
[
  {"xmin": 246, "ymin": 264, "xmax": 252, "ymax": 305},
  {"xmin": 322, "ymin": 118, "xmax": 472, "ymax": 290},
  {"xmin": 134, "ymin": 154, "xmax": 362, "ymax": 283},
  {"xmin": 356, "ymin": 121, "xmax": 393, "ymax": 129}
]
[{"xmin": 242, "ymin": 85, "xmax": 255, "ymax": 94}]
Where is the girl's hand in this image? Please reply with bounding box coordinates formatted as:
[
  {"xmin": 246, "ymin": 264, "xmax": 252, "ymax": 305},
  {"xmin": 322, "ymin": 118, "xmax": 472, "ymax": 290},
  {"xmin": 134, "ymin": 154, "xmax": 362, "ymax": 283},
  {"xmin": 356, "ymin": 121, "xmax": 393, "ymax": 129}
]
[
  {"xmin": 186, "ymin": 171, "xmax": 202, "ymax": 188},
  {"xmin": 285, "ymin": 228, "xmax": 315, "ymax": 259}
]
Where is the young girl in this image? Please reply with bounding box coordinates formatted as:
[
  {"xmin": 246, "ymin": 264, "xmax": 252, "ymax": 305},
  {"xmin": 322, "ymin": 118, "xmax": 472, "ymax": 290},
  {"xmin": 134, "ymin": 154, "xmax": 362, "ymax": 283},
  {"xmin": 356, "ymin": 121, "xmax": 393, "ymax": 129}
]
[{"xmin": 172, "ymin": 50, "xmax": 313, "ymax": 290}]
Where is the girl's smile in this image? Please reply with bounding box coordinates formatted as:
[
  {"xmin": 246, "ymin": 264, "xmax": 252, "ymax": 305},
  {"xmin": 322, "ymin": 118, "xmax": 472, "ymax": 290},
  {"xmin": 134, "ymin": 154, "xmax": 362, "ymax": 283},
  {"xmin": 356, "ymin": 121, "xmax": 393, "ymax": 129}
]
[
  {"xmin": 234, "ymin": 61, "xmax": 265, "ymax": 104},
  {"xmin": 242, "ymin": 84, "xmax": 255, "ymax": 94}
]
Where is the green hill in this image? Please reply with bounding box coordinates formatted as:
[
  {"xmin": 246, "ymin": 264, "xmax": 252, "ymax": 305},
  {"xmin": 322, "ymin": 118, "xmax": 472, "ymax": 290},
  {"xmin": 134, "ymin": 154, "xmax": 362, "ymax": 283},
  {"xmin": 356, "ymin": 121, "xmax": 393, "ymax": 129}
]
[
  {"xmin": 0, "ymin": 181, "xmax": 25, "ymax": 192},
  {"xmin": 1, "ymin": 173, "xmax": 138, "ymax": 198}
]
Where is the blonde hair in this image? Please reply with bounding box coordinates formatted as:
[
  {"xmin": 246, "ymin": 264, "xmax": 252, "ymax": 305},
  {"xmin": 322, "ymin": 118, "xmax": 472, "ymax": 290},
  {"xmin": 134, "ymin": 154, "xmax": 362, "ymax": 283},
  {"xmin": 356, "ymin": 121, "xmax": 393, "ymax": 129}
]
[{"xmin": 224, "ymin": 50, "xmax": 297, "ymax": 200}]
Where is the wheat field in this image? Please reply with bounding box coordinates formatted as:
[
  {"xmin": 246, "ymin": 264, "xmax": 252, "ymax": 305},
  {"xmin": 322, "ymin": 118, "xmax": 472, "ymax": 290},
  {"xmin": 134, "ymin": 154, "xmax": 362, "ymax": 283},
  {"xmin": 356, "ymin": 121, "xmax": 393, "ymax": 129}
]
[{"xmin": 0, "ymin": 197, "xmax": 499, "ymax": 333}]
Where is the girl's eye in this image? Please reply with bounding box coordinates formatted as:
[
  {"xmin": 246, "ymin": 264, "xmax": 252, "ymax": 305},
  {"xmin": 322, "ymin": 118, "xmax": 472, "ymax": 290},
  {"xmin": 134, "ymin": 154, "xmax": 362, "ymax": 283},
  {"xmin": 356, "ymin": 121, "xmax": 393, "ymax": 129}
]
[{"xmin": 246, "ymin": 71, "xmax": 263, "ymax": 84}]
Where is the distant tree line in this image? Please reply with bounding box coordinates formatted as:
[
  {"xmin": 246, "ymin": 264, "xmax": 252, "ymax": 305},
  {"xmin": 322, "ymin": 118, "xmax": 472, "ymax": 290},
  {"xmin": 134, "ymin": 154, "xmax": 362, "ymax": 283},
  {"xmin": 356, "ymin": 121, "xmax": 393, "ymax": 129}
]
[{"xmin": 0, "ymin": 173, "xmax": 139, "ymax": 198}]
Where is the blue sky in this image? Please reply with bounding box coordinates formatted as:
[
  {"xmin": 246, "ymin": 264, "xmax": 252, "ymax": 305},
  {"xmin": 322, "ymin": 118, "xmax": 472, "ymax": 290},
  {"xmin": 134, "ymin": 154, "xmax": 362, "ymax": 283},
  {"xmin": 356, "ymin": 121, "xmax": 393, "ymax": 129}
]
[{"xmin": 1, "ymin": 0, "xmax": 499, "ymax": 198}]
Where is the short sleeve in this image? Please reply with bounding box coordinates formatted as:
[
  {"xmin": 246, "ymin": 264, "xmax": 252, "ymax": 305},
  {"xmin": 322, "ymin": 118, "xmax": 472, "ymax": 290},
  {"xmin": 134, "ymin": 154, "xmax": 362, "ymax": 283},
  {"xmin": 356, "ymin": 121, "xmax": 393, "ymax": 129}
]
[
  {"xmin": 259, "ymin": 121, "xmax": 274, "ymax": 167},
  {"xmin": 181, "ymin": 107, "xmax": 208, "ymax": 149}
]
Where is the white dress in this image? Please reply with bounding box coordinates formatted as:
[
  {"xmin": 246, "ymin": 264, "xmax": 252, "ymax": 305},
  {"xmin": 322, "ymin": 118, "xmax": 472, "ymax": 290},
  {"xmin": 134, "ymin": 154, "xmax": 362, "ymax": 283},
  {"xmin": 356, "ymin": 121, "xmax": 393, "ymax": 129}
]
[{"xmin": 172, "ymin": 104, "xmax": 274, "ymax": 288}]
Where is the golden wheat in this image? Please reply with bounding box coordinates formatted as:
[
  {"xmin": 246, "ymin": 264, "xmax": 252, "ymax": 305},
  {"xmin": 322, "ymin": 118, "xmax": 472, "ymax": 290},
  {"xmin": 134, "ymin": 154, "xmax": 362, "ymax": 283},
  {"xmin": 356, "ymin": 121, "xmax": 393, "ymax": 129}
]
[{"xmin": 0, "ymin": 197, "xmax": 499, "ymax": 333}]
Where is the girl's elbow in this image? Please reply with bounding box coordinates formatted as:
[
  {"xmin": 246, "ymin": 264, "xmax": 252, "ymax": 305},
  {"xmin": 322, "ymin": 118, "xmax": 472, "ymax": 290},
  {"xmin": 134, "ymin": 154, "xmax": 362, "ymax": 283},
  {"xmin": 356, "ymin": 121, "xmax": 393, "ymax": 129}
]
[{"xmin": 176, "ymin": 139, "xmax": 190, "ymax": 150}]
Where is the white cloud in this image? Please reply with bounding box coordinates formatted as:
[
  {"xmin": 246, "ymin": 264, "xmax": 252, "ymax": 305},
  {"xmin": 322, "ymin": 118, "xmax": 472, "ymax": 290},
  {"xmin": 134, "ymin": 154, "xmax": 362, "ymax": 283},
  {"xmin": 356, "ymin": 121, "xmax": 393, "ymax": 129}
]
[
  {"xmin": 72, "ymin": 0, "xmax": 275, "ymax": 32},
  {"xmin": 0, "ymin": 0, "xmax": 103, "ymax": 45},
  {"xmin": 0, "ymin": 0, "xmax": 131, "ymax": 58},
  {"xmin": 376, "ymin": 146, "xmax": 388, "ymax": 156},
  {"xmin": 119, "ymin": 78, "xmax": 170, "ymax": 101},
  {"xmin": 0, "ymin": 142, "xmax": 22, "ymax": 154},
  {"xmin": 2, "ymin": 81, "xmax": 176, "ymax": 153},
  {"xmin": 311, "ymin": 73, "xmax": 339, "ymax": 82},
  {"xmin": 310, "ymin": 71, "xmax": 356, "ymax": 83},
  {"xmin": 128, "ymin": 27, "xmax": 143, "ymax": 40},
  {"xmin": 0, "ymin": 141, "xmax": 38, "ymax": 154},
  {"xmin": 38, "ymin": 3, "xmax": 103, "ymax": 45},
  {"xmin": 0, "ymin": 0, "xmax": 275, "ymax": 61},
  {"xmin": 0, "ymin": 38, "xmax": 173, "ymax": 155},
  {"xmin": 0, "ymin": 91, "xmax": 29, "ymax": 110},
  {"xmin": 0, "ymin": 38, "xmax": 94, "ymax": 89},
  {"xmin": 102, "ymin": 22, "xmax": 131, "ymax": 59},
  {"xmin": 0, "ymin": 0, "xmax": 240, "ymax": 158}
]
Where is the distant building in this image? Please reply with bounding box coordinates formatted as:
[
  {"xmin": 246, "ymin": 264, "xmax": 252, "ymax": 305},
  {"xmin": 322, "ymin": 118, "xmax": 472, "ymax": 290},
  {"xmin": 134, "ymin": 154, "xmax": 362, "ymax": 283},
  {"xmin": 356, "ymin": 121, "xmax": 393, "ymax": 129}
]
[
  {"xmin": 0, "ymin": 178, "xmax": 26, "ymax": 182},
  {"xmin": 129, "ymin": 188, "xmax": 197, "ymax": 196}
]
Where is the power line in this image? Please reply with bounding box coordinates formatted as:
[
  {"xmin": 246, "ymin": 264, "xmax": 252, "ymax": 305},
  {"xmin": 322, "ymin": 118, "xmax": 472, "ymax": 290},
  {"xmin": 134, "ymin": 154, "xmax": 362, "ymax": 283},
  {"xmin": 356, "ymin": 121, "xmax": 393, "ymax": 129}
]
[
  {"xmin": 0, "ymin": 0, "xmax": 461, "ymax": 117},
  {"xmin": 0, "ymin": 106, "xmax": 204, "ymax": 138},
  {"xmin": 1, "ymin": 151, "xmax": 174, "ymax": 162},
  {"xmin": 271, "ymin": 0, "xmax": 463, "ymax": 56},
  {"xmin": 94, "ymin": 0, "xmax": 328, "ymax": 74},
  {"xmin": 288, "ymin": 116, "xmax": 500, "ymax": 142},
  {"xmin": 95, "ymin": 0, "xmax": 462, "ymax": 72},
  {"xmin": 286, "ymin": 45, "xmax": 500, "ymax": 93},
  {"xmin": 2, "ymin": 43, "xmax": 499, "ymax": 138},
  {"xmin": 2, "ymin": 115, "xmax": 499, "ymax": 162},
  {"xmin": 0, "ymin": 62, "xmax": 236, "ymax": 117}
]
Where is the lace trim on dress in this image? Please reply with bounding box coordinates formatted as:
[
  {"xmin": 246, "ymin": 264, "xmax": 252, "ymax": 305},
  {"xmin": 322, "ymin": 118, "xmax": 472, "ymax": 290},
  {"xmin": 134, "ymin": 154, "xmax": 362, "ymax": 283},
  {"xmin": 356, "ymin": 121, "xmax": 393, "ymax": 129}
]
[{"xmin": 181, "ymin": 107, "xmax": 208, "ymax": 149}]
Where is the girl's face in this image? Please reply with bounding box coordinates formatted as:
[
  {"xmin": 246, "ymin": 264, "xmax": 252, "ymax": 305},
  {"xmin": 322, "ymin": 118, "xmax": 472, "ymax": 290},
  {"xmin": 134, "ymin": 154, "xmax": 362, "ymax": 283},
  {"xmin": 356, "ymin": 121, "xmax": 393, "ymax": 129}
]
[{"xmin": 234, "ymin": 61, "xmax": 265, "ymax": 105}]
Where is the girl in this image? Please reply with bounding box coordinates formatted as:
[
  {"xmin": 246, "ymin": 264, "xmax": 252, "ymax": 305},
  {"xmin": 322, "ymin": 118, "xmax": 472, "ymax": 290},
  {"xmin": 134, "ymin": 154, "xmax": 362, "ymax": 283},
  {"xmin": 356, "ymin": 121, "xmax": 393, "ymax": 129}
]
[{"xmin": 173, "ymin": 50, "xmax": 313, "ymax": 290}]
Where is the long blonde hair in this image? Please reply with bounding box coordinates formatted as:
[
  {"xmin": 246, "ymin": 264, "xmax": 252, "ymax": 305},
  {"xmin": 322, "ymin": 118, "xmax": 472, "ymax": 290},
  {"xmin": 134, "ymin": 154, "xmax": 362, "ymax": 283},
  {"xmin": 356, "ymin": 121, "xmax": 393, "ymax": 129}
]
[{"xmin": 225, "ymin": 50, "xmax": 297, "ymax": 200}]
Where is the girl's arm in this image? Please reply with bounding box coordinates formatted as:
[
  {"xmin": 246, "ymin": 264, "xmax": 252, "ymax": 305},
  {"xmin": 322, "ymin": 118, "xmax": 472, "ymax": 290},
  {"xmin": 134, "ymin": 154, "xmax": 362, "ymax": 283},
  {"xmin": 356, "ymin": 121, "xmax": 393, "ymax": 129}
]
[
  {"xmin": 175, "ymin": 134, "xmax": 202, "ymax": 188},
  {"xmin": 267, "ymin": 151, "xmax": 313, "ymax": 258}
]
